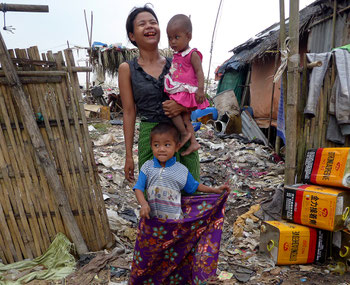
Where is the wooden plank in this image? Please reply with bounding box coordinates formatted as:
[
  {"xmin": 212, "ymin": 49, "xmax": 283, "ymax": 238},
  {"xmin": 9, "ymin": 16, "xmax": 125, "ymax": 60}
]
[
  {"xmin": 0, "ymin": 70, "xmax": 67, "ymax": 76},
  {"xmin": 0, "ymin": 32, "xmax": 88, "ymax": 255},
  {"xmin": 0, "ymin": 76, "xmax": 62, "ymax": 84},
  {"xmin": 0, "ymin": 4, "xmax": 49, "ymax": 12}
]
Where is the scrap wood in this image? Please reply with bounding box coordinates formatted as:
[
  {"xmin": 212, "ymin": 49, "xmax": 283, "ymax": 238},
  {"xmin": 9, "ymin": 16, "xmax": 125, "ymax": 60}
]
[
  {"xmin": 233, "ymin": 204, "xmax": 260, "ymax": 238},
  {"xmin": 65, "ymin": 247, "xmax": 125, "ymax": 284}
]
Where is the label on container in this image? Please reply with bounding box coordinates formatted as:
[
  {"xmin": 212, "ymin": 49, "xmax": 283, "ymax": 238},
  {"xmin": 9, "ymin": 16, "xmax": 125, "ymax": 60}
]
[
  {"xmin": 283, "ymin": 185, "xmax": 341, "ymax": 231},
  {"xmin": 303, "ymin": 148, "xmax": 350, "ymax": 188},
  {"xmin": 265, "ymin": 221, "xmax": 328, "ymax": 265}
]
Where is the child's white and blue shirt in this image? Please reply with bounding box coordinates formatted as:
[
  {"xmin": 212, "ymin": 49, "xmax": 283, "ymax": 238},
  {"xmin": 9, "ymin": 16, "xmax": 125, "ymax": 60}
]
[{"xmin": 133, "ymin": 156, "xmax": 199, "ymax": 219}]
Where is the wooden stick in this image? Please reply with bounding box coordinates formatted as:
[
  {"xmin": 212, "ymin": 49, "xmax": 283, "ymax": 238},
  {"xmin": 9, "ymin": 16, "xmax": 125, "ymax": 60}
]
[
  {"xmin": 0, "ymin": 4, "xmax": 49, "ymax": 13},
  {"xmin": 0, "ymin": 32, "xmax": 88, "ymax": 255},
  {"xmin": 307, "ymin": 61, "xmax": 322, "ymax": 69}
]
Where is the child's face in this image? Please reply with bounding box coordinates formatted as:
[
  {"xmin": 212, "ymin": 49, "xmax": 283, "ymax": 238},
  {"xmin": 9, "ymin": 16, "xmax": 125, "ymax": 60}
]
[
  {"xmin": 167, "ymin": 24, "xmax": 191, "ymax": 53},
  {"xmin": 151, "ymin": 133, "xmax": 179, "ymax": 166}
]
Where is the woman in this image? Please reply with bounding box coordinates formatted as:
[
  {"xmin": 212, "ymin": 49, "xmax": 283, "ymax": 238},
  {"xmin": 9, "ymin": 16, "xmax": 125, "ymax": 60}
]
[
  {"xmin": 118, "ymin": 5, "xmax": 200, "ymax": 183},
  {"xmin": 119, "ymin": 6, "xmax": 228, "ymax": 284}
]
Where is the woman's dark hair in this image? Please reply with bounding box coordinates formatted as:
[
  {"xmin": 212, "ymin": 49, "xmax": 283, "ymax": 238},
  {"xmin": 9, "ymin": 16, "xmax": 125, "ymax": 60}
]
[{"xmin": 126, "ymin": 4, "xmax": 158, "ymax": 47}]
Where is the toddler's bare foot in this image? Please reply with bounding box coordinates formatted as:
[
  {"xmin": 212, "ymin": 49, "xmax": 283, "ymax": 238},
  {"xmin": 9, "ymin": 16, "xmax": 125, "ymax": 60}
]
[
  {"xmin": 181, "ymin": 140, "xmax": 200, "ymax": 156},
  {"xmin": 179, "ymin": 132, "xmax": 192, "ymax": 149}
]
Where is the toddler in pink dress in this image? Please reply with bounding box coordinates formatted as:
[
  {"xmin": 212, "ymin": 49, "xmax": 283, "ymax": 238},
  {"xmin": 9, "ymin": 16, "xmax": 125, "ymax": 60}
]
[{"xmin": 164, "ymin": 14, "xmax": 209, "ymax": 156}]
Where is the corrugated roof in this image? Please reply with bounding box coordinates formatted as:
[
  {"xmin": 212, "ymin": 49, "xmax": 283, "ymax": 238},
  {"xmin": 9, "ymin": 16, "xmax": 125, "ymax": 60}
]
[{"xmin": 222, "ymin": 0, "xmax": 332, "ymax": 68}]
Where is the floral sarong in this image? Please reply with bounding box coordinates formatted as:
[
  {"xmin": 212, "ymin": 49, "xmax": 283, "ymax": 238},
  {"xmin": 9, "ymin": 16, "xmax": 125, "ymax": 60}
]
[{"xmin": 129, "ymin": 192, "xmax": 228, "ymax": 284}]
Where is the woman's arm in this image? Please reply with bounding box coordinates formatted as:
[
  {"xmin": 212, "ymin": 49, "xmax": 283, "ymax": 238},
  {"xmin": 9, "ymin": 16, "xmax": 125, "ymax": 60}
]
[
  {"xmin": 191, "ymin": 51, "xmax": 205, "ymax": 104},
  {"xmin": 118, "ymin": 62, "xmax": 136, "ymax": 182}
]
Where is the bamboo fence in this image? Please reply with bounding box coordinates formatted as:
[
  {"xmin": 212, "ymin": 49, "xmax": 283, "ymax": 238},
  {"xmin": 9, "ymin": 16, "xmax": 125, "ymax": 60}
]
[
  {"xmin": 296, "ymin": 54, "xmax": 350, "ymax": 181},
  {"xmin": 0, "ymin": 46, "xmax": 113, "ymax": 264}
]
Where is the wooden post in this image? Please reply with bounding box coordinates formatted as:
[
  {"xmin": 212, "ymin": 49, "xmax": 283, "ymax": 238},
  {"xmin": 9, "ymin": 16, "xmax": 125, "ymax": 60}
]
[
  {"xmin": 0, "ymin": 4, "xmax": 48, "ymax": 12},
  {"xmin": 0, "ymin": 32, "xmax": 88, "ymax": 255},
  {"xmin": 331, "ymin": 0, "xmax": 337, "ymax": 49},
  {"xmin": 285, "ymin": 0, "xmax": 300, "ymax": 185}
]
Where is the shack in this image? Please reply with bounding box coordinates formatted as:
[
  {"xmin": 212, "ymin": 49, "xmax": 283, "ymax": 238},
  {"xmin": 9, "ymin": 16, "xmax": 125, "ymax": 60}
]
[{"xmin": 217, "ymin": 0, "xmax": 350, "ymax": 180}]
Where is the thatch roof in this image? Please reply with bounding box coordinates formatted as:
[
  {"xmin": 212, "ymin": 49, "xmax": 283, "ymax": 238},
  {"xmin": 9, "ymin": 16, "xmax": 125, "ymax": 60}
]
[
  {"xmin": 90, "ymin": 46, "xmax": 173, "ymax": 77},
  {"xmin": 219, "ymin": 0, "xmax": 334, "ymax": 72}
]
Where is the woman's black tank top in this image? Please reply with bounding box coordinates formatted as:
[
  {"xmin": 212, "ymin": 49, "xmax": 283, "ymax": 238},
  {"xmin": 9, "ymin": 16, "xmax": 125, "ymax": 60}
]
[{"xmin": 127, "ymin": 57, "xmax": 172, "ymax": 123}]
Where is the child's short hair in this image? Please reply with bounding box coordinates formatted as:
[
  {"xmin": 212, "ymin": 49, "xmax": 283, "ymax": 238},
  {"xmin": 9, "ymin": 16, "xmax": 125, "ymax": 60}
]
[
  {"xmin": 167, "ymin": 14, "xmax": 192, "ymax": 33},
  {"xmin": 150, "ymin": 122, "xmax": 180, "ymax": 144}
]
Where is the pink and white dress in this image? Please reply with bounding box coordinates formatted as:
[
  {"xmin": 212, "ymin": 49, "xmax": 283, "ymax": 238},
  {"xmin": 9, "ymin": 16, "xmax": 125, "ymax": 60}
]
[{"xmin": 164, "ymin": 47, "xmax": 209, "ymax": 110}]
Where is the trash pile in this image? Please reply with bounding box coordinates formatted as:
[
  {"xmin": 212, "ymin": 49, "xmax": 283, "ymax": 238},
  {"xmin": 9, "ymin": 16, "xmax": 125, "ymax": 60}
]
[
  {"xmin": 89, "ymin": 117, "xmax": 285, "ymax": 284},
  {"xmin": 90, "ymin": 120, "xmax": 350, "ymax": 284},
  {"xmin": 5, "ymin": 119, "xmax": 349, "ymax": 284}
]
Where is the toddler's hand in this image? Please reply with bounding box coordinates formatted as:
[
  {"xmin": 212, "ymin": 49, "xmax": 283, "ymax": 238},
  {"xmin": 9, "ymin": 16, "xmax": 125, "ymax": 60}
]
[
  {"xmin": 195, "ymin": 90, "xmax": 205, "ymax": 104},
  {"xmin": 140, "ymin": 203, "xmax": 151, "ymax": 219}
]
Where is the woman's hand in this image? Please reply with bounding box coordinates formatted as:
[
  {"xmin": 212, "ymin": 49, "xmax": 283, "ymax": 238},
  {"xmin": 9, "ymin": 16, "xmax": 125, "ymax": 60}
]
[
  {"xmin": 162, "ymin": 100, "xmax": 186, "ymax": 118},
  {"xmin": 140, "ymin": 203, "xmax": 151, "ymax": 219},
  {"xmin": 124, "ymin": 156, "xmax": 135, "ymax": 182}
]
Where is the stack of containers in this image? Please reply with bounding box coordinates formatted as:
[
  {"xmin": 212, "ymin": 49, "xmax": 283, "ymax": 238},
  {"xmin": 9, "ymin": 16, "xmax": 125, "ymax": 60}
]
[{"xmin": 260, "ymin": 148, "xmax": 350, "ymax": 266}]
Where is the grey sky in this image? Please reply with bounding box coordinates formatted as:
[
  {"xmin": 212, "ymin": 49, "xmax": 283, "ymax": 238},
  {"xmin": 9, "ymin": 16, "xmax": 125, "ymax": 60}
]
[{"xmin": 2, "ymin": 0, "xmax": 314, "ymax": 84}]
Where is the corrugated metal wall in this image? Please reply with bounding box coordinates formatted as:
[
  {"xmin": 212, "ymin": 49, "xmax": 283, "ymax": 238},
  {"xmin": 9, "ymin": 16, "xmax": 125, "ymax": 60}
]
[{"xmin": 308, "ymin": 1, "xmax": 350, "ymax": 52}]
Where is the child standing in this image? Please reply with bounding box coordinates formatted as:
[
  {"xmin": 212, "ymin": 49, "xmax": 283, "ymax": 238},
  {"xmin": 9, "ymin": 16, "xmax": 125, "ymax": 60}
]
[
  {"xmin": 164, "ymin": 14, "xmax": 209, "ymax": 157},
  {"xmin": 133, "ymin": 122, "xmax": 229, "ymax": 219}
]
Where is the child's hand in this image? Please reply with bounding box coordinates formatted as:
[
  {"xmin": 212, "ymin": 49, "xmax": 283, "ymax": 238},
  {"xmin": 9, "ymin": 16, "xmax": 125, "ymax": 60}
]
[
  {"xmin": 140, "ymin": 203, "xmax": 151, "ymax": 219},
  {"xmin": 214, "ymin": 185, "xmax": 231, "ymax": 194},
  {"xmin": 195, "ymin": 90, "xmax": 205, "ymax": 104}
]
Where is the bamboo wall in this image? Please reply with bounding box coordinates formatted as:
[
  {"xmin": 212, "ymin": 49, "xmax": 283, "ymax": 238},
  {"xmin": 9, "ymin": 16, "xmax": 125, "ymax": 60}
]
[
  {"xmin": 296, "ymin": 55, "xmax": 350, "ymax": 181},
  {"xmin": 0, "ymin": 46, "xmax": 112, "ymax": 264}
]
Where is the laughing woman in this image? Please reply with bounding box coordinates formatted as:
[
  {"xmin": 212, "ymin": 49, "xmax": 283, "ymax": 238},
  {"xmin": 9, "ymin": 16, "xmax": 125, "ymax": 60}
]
[{"xmin": 118, "ymin": 5, "xmax": 200, "ymax": 184}]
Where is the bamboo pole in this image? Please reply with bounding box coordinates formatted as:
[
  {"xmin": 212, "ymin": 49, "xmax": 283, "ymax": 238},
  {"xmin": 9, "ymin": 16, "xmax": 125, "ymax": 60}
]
[
  {"xmin": 205, "ymin": 0, "xmax": 223, "ymax": 95},
  {"xmin": 285, "ymin": 0, "xmax": 300, "ymax": 185},
  {"xmin": 275, "ymin": 0, "xmax": 287, "ymax": 154},
  {"xmin": 0, "ymin": 32, "xmax": 88, "ymax": 254}
]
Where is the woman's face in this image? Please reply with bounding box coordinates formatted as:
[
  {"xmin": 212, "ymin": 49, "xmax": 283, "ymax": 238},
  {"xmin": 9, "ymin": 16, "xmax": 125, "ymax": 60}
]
[{"xmin": 129, "ymin": 12, "xmax": 160, "ymax": 48}]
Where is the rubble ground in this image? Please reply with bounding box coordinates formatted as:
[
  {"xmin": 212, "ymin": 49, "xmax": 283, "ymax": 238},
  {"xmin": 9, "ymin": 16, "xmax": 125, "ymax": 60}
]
[{"xmin": 29, "ymin": 118, "xmax": 350, "ymax": 284}]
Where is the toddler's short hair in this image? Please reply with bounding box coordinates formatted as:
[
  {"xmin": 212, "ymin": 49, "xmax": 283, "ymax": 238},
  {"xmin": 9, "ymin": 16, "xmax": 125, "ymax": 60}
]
[
  {"xmin": 167, "ymin": 14, "xmax": 192, "ymax": 33},
  {"xmin": 150, "ymin": 122, "xmax": 180, "ymax": 144}
]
